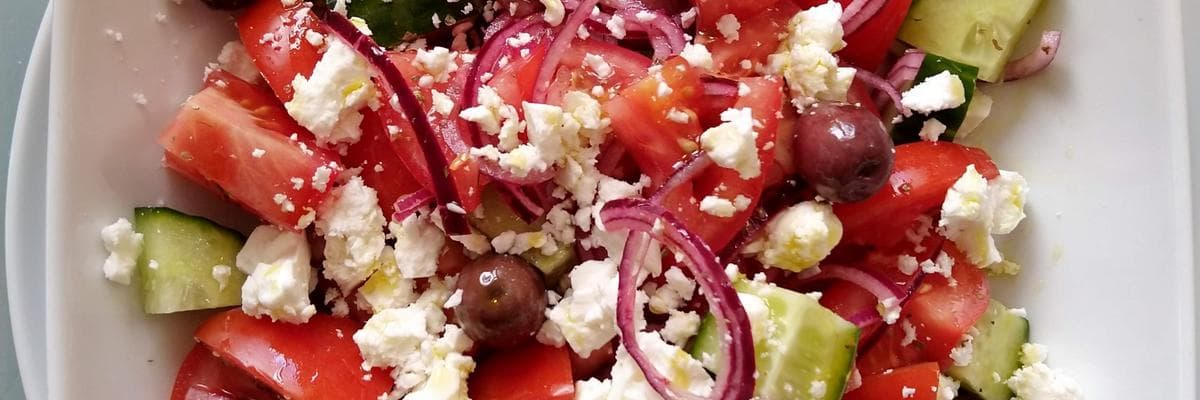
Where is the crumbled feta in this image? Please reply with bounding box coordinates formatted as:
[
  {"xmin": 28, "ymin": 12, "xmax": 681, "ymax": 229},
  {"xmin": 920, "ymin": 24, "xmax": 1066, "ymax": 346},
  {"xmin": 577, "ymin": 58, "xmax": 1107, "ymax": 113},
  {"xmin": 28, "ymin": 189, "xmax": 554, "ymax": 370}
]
[
  {"xmin": 901, "ymin": 386, "xmax": 916, "ymax": 398},
  {"xmin": 583, "ymin": 53, "xmax": 614, "ymax": 79},
  {"xmin": 574, "ymin": 378, "xmax": 613, "ymax": 400},
  {"xmin": 545, "ymin": 259, "xmax": 619, "ymax": 356},
  {"xmin": 413, "ymin": 47, "xmax": 460, "ymax": 85},
  {"xmin": 216, "ymin": 41, "xmax": 262, "ymax": 83},
  {"xmin": 506, "ymin": 32, "xmax": 534, "ymax": 48},
  {"xmin": 918, "ymin": 118, "xmax": 948, "ymax": 142},
  {"xmin": 898, "ymin": 255, "xmax": 920, "ymax": 275},
  {"xmin": 665, "ymin": 107, "xmax": 691, "ymax": 123},
  {"xmin": 766, "ymin": 2, "xmax": 855, "ymax": 110},
  {"xmin": 879, "ymin": 297, "xmax": 901, "ymax": 324},
  {"xmin": 648, "ymin": 267, "xmax": 697, "ymax": 314},
  {"xmin": 609, "ymin": 332, "xmax": 714, "ymax": 397},
  {"xmin": 680, "ymin": 43, "xmax": 714, "ymax": 71},
  {"xmin": 606, "ymin": 15, "xmax": 627, "ymax": 39},
  {"xmin": 459, "ymin": 85, "xmax": 521, "ymax": 148},
  {"xmin": 810, "ymin": 380, "xmax": 828, "ymax": 398},
  {"xmin": 1007, "ymin": 344, "xmax": 1083, "ymax": 400},
  {"xmin": 740, "ymin": 292, "xmax": 775, "ymax": 343},
  {"xmin": 700, "ymin": 107, "xmax": 760, "ymax": 179},
  {"xmin": 901, "ymin": 71, "xmax": 967, "ymax": 115},
  {"xmin": 430, "ymin": 89, "xmax": 454, "ymax": 116},
  {"xmin": 716, "ymin": 14, "xmax": 741, "ymax": 43},
  {"xmin": 900, "ymin": 319, "xmax": 917, "ymax": 346},
  {"xmin": 938, "ymin": 165, "xmax": 1029, "ymax": 267},
  {"xmin": 131, "ymin": 92, "xmax": 148, "ymax": 106},
  {"xmin": 540, "ymin": 0, "xmax": 565, "ymax": 25},
  {"xmin": 312, "ymin": 165, "xmax": 334, "ymax": 192},
  {"xmin": 100, "ymin": 218, "xmax": 143, "ymax": 285},
  {"xmin": 756, "ymin": 201, "xmax": 842, "ymax": 271},
  {"xmin": 316, "ymin": 177, "xmax": 387, "ymax": 292},
  {"xmin": 390, "ymin": 211, "xmax": 446, "ymax": 279},
  {"xmin": 699, "ymin": 195, "xmax": 738, "ymax": 217},
  {"xmin": 661, "ymin": 310, "xmax": 701, "ymax": 345},
  {"xmin": 285, "ymin": 39, "xmax": 376, "ymax": 146},
  {"xmin": 949, "ymin": 333, "xmax": 975, "ymax": 366},
  {"xmin": 251, "ymin": 148, "xmax": 267, "ymax": 158},
  {"xmin": 236, "ymin": 226, "xmax": 317, "ymax": 323},
  {"xmin": 357, "ymin": 247, "xmax": 418, "ymax": 312},
  {"xmin": 211, "ymin": 264, "xmax": 232, "ymax": 291},
  {"xmin": 937, "ymin": 375, "xmax": 960, "ymax": 400}
]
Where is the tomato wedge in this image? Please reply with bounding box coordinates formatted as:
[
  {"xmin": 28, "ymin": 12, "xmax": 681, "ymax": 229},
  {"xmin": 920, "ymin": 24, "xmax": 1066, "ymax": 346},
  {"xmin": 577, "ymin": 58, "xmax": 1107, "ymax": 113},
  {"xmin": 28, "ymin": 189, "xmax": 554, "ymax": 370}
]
[
  {"xmin": 237, "ymin": 0, "xmax": 323, "ymax": 102},
  {"xmin": 843, "ymin": 362, "xmax": 941, "ymax": 400},
  {"xmin": 172, "ymin": 344, "xmax": 281, "ymax": 400},
  {"xmin": 343, "ymin": 109, "xmax": 425, "ymax": 217},
  {"xmin": 904, "ymin": 244, "xmax": 990, "ymax": 364},
  {"xmin": 195, "ymin": 310, "xmax": 393, "ymax": 400},
  {"xmin": 835, "ymin": 141, "xmax": 998, "ymax": 248},
  {"xmin": 160, "ymin": 70, "xmax": 342, "ymax": 228},
  {"xmin": 469, "ymin": 342, "xmax": 575, "ymax": 400},
  {"xmin": 705, "ymin": 2, "xmax": 800, "ymax": 76}
]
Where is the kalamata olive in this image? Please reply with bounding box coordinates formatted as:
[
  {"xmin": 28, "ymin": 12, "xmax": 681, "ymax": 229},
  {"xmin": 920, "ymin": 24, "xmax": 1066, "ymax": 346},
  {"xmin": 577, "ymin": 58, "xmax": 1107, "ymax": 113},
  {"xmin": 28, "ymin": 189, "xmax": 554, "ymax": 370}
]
[
  {"xmin": 454, "ymin": 255, "xmax": 547, "ymax": 348},
  {"xmin": 792, "ymin": 103, "xmax": 894, "ymax": 203},
  {"xmin": 201, "ymin": 0, "xmax": 254, "ymax": 11}
]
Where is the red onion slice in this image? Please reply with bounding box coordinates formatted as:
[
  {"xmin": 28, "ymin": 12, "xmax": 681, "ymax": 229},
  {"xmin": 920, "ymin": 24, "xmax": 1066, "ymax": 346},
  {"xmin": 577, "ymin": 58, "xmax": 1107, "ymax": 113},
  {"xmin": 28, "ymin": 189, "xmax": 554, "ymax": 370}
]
[
  {"xmin": 531, "ymin": 0, "xmax": 602, "ymax": 103},
  {"xmin": 316, "ymin": 8, "xmax": 471, "ymax": 235},
  {"xmin": 806, "ymin": 264, "xmax": 905, "ymax": 302},
  {"xmin": 840, "ymin": 0, "xmax": 886, "ymax": 35},
  {"xmin": 392, "ymin": 189, "xmax": 435, "ymax": 222},
  {"xmin": 855, "ymin": 67, "xmax": 911, "ymax": 117},
  {"xmin": 875, "ymin": 50, "xmax": 924, "ymax": 109},
  {"xmin": 601, "ymin": 198, "xmax": 755, "ymax": 400},
  {"xmin": 845, "ymin": 308, "xmax": 883, "ymax": 328},
  {"xmin": 1003, "ymin": 30, "xmax": 1062, "ymax": 82},
  {"xmin": 648, "ymin": 151, "xmax": 713, "ymax": 203}
]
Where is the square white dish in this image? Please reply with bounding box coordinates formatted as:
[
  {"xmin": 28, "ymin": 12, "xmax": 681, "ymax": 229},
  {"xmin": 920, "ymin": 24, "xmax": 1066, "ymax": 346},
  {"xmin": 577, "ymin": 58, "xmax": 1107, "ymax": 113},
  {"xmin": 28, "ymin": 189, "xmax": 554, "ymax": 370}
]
[{"xmin": 38, "ymin": 0, "xmax": 1195, "ymax": 399}]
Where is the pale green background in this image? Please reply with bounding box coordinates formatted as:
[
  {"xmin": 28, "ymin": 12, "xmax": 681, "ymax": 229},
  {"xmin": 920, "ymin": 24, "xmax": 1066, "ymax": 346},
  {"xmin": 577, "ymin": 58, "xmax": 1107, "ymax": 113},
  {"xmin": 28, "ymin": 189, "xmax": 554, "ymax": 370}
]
[{"xmin": 2, "ymin": 0, "xmax": 51, "ymax": 398}]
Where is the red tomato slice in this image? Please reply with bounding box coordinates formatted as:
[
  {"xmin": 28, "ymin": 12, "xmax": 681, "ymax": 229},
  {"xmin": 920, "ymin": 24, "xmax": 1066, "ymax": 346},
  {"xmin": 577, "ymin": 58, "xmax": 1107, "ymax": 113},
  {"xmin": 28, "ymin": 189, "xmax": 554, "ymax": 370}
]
[
  {"xmin": 237, "ymin": 0, "xmax": 323, "ymax": 102},
  {"xmin": 172, "ymin": 344, "xmax": 281, "ymax": 400},
  {"xmin": 835, "ymin": 141, "xmax": 998, "ymax": 248},
  {"xmin": 160, "ymin": 70, "xmax": 342, "ymax": 228},
  {"xmin": 695, "ymin": 0, "xmax": 784, "ymax": 38},
  {"xmin": 705, "ymin": 3, "xmax": 800, "ymax": 76},
  {"xmin": 904, "ymin": 244, "xmax": 990, "ymax": 364},
  {"xmin": 343, "ymin": 110, "xmax": 425, "ymax": 217},
  {"xmin": 843, "ymin": 362, "xmax": 941, "ymax": 400},
  {"xmin": 195, "ymin": 310, "xmax": 393, "ymax": 400},
  {"xmin": 545, "ymin": 39, "xmax": 652, "ymax": 105},
  {"xmin": 469, "ymin": 342, "xmax": 574, "ymax": 400},
  {"xmin": 794, "ymin": 0, "xmax": 915, "ymax": 71}
]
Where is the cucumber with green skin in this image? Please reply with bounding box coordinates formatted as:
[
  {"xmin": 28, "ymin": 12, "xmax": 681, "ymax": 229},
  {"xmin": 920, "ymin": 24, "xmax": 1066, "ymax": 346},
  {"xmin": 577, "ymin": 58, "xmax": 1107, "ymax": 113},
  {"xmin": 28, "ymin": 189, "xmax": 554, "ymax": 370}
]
[
  {"xmin": 948, "ymin": 299, "xmax": 1030, "ymax": 400},
  {"xmin": 897, "ymin": 0, "xmax": 1045, "ymax": 82},
  {"xmin": 134, "ymin": 207, "xmax": 247, "ymax": 314},
  {"xmin": 468, "ymin": 188, "xmax": 575, "ymax": 282},
  {"xmin": 691, "ymin": 279, "xmax": 859, "ymax": 400},
  {"xmin": 893, "ymin": 54, "xmax": 979, "ymax": 143},
  {"xmin": 334, "ymin": 0, "xmax": 483, "ymax": 48}
]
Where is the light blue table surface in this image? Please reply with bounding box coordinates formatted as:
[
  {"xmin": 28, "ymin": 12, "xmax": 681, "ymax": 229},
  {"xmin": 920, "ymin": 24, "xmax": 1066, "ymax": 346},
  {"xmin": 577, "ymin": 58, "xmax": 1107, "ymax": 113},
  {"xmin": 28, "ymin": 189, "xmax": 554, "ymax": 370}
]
[{"xmin": 2, "ymin": 0, "xmax": 50, "ymax": 398}]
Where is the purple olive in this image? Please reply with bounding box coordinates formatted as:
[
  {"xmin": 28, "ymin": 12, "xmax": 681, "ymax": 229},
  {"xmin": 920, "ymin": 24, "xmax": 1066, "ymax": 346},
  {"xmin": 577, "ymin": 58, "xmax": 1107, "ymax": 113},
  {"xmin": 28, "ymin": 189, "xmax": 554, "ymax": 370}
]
[
  {"xmin": 792, "ymin": 103, "xmax": 895, "ymax": 203},
  {"xmin": 454, "ymin": 255, "xmax": 547, "ymax": 348}
]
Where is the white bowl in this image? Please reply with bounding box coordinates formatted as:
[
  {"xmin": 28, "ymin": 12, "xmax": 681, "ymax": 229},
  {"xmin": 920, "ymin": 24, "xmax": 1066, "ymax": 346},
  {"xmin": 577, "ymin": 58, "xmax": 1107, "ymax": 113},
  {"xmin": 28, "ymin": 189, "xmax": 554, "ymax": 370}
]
[{"xmin": 26, "ymin": 0, "xmax": 1196, "ymax": 398}]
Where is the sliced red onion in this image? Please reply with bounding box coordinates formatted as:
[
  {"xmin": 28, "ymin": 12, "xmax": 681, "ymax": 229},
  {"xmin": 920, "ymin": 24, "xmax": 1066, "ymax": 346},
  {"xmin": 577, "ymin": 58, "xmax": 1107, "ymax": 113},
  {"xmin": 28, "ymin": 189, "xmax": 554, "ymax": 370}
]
[
  {"xmin": 648, "ymin": 151, "xmax": 713, "ymax": 203},
  {"xmin": 855, "ymin": 67, "xmax": 910, "ymax": 117},
  {"xmin": 620, "ymin": 9, "xmax": 686, "ymax": 60},
  {"xmin": 845, "ymin": 308, "xmax": 883, "ymax": 328},
  {"xmin": 1003, "ymin": 30, "xmax": 1062, "ymax": 82},
  {"xmin": 804, "ymin": 264, "xmax": 905, "ymax": 303},
  {"xmin": 596, "ymin": 142, "xmax": 628, "ymax": 176},
  {"xmin": 840, "ymin": 0, "xmax": 885, "ymax": 35},
  {"xmin": 702, "ymin": 75, "xmax": 740, "ymax": 99},
  {"xmin": 317, "ymin": 8, "xmax": 470, "ymax": 235},
  {"xmin": 531, "ymin": 0, "xmax": 602, "ymax": 103},
  {"xmin": 716, "ymin": 208, "xmax": 768, "ymax": 262},
  {"xmin": 497, "ymin": 182, "xmax": 546, "ymax": 222},
  {"xmin": 392, "ymin": 189, "xmax": 435, "ymax": 222},
  {"xmin": 876, "ymin": 50, "xmax": 924, "ymax": 109},
  {"xmin": 601, "ymin": 198, "xmax": 755, "ymax": 400}
]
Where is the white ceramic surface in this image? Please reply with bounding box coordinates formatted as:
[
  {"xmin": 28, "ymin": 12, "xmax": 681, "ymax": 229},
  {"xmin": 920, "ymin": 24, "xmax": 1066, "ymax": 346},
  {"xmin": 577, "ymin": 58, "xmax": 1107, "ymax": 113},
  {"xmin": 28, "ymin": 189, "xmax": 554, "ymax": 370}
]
[
  {"xmin": 37, "ymin": 0, "xmax": 1196, "ymax": 399},
  {"xmin": 7, "ymin": 4, "xmax": 53, "ymax": 400}
]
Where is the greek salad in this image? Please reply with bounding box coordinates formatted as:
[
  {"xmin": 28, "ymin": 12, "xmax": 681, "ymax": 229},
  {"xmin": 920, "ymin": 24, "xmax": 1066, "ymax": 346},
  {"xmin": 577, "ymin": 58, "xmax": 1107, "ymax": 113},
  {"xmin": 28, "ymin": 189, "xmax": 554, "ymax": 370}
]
[{"xmin": 98, "ymin": 0, "xmax": 1081, "ymax": 398}]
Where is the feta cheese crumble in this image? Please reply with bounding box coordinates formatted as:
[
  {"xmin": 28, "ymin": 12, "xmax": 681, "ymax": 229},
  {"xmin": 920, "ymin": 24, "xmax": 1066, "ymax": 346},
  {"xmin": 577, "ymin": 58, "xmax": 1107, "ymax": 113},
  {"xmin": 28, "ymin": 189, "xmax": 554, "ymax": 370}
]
[
  {"xmin": 716, "ymin": 14, "xmax": 741, "ymax": 43},
  {"xmin": 680, "ymin": 43, "xmax": 714, "ymax": 71},
  {"xmin": 285, "ymin": 39, "xmax": 376, "ymax": 146},
  {"xmin": 901, "ymin": 71, "xmax": 967, "ymax": 115},
  {"xmin": 918, "ymin": 118, "xmax": 948, "ymax": 142},
  {"xmin": 1006, "ymin": 344, "xmax": 1084, "ymax": 400},
  {"xmin": 235, "ymin": 225, "xmax": 317, "ymax": 323},
  {"xmin": 316, "ymin": 177, "xmax": 387, "ymax": 292},
  {"xmin": 700, "ymin": 107, "xmax": 761, "ymax": 179},
  {"xmin": 938, "ymin": 165, "xmax": 1029, "ymax": 268},
  {"xmin": 390, "ymin": 211, "xmax": 446, "ymax": 279},
  {"xmin": 766, "ymin": 1, "xmax": 856, "ymax": 110},
  {"xmin": 215, "ymin": 41, "xmax": 262, "ymax": 84},
  {"xmin": 100, "ymin": 218, "xmax": 143, "ymax": 285},
  {"xmin": 756, "ymin": 201, "xmax": 842, "ymax": 271},
  {"xmin": 545, "ymin": 259, "xmax": 619, "ymax": 356},
  {"xmin": 540, "ymin": 0, "xmax": 565, "ymax": 25}
]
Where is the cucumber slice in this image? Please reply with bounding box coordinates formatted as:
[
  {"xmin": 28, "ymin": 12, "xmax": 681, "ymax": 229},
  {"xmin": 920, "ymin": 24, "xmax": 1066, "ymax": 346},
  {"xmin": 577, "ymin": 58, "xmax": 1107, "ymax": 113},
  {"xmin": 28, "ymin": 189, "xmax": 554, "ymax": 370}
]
[
  {"xmin": 691, "ymin": 280, "xmax": 859, "ymax": 399},
  {"xmin": 948, "ymin": 299, "xmax": 1030, "ymax": 400},
  {"xmin": 134, "ymin": 207, "xmax": 247, "ymax": 314},
  {"xmin": 893, "ymin": 54, "xmax": 980, "ymax": 143},
  {"xmin": 468, "ymin": 188, "xmax": 575, "ymax": 281},
  {"xmin": 898, "ymin": 0, "xmax": 1045, "ymax": 82}
]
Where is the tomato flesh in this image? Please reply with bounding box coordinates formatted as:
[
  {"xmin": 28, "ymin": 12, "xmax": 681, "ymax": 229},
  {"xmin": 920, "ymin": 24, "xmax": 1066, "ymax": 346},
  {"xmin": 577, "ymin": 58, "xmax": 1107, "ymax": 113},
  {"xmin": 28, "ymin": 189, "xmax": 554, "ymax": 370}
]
[
  {"xmin": 843, "ymin": 362, "xmax": 941, "ymax": 400},
  {"xmin": 172, "ymin": 344, "xmax": 281, "ymax": 400},
  {"xmin": 835, "ymin": 141, "xmax": 998, "ymax": 248},
  {"xmin": 195, "ymin": 310, "xmax": 393, "ymax": 400},
  {"xmin": 469, "ymin": 342, "xmax": 575, "ymax": 400},
  {"xmin": 237, "ymin": 0, "xmax": 323, "ymax": 102},
  {"xmin": 343, "ymin": 109, "xmax": 425, "ymax": 217},
  {"xmin": 160, "ymin": 70, "xmax": 342, "ymax": 228}
]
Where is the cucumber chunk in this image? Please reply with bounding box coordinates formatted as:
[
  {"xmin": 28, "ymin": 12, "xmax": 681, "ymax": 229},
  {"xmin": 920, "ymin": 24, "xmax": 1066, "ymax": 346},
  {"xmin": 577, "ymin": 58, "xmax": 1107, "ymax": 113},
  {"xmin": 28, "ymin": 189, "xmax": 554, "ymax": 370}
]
[
  {"xmin": 134, "ymin": 207, "xmax": 247, "ymax": 314},
  {"xmin": 468, "ymin": 189, "xmax": 575, "ymax": 281},
  {"xmin": 893, "ymin": 54, "xmax": 980, "ymax": 142},
  {"xmin": 691, "ymin": 279, "xmax": 859, "ymax": 399},
  {"xmin": 897, "ymin": 0, "xmax": 1045, "ymax": 82},
  {"xmin": 948, "ymin": 299, "xmax": 1030, "ymax": 400}
]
